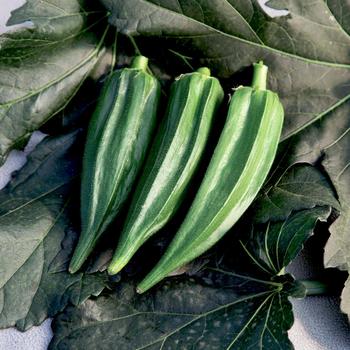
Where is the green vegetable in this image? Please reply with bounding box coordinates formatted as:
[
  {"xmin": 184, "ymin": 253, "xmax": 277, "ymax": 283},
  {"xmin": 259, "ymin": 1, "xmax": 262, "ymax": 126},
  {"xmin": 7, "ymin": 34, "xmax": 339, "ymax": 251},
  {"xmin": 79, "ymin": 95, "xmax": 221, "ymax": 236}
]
[
  {"xmin": 69, "ymin": 56, "xmax": 161, "ymax": 273},
  {"xmin": 107, "ymin": 67, "xmax": 224, "ymax": 275},
  {"xmin": 1, "ymin": 0, "xmax": 348, "ymax": 345},
  {"xmin": 137, "ymin": 62, "xmax": 284, "ymax": 293}
]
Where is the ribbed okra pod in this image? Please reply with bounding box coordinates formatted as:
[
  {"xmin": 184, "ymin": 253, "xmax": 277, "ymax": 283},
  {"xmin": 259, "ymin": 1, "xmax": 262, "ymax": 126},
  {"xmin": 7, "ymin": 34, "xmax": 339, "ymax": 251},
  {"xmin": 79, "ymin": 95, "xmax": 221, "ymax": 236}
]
[
  {"xmin": 107, "ymin": 67, "xmax": 224, "ymax": 275},
  {"xmin": 138, "ymin": 62, "xmax": 284, "ymax": 293},
  {"xmin": 69, "ymin": 56, "xmax": 160, "ymax": 273}
]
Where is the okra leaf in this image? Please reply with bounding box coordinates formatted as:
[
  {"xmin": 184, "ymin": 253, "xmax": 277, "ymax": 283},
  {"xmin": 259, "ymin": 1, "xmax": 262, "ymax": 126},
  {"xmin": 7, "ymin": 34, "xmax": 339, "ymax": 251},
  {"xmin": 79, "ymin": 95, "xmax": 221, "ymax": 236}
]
[
  {"xmin": 49, "ymin": 207, "xmax": 329, "ymax": 350},
  {"xmin": 272, "ymin": 100, "xmax": 350, "ymax": 320},
  {"xmin": 325, "ymin": 0, "xmax": 350, "ymax": 35},
  {"xmin": 39, "ymin": 79, "xmax": 103, "ymax": 136},
  {"xmin": 237, "ymin": 207, "xmax": 331, "ymax": 276},
  {"xmin": 50, "ymin": 279, "xmax": 297, "ymax": 350},
  {"xmin": 0, "ymin": 131, "xmax": 107, "ymax": 331},
  {"xmin": 322, "ymin": 125, "xmax": 350, "ymax": 321},
  {"xmin": 101, "ymin": 0, "xmax": 350, "ymax": 143},
  {"xmin": 0, "ymin": 0, "xmax": 107, "ymax": 165},
  {"xmin": 253, "ymin": 163, "xmax": 339, "ymax": 223}
]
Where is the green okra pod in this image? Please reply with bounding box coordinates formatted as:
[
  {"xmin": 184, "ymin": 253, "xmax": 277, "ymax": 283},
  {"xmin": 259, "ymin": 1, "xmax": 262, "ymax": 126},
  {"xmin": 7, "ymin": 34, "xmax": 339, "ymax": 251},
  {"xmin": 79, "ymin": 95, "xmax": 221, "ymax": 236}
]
[{"xmin": 69, "ymin": 56, "xmax": 161, "ymax": 273}]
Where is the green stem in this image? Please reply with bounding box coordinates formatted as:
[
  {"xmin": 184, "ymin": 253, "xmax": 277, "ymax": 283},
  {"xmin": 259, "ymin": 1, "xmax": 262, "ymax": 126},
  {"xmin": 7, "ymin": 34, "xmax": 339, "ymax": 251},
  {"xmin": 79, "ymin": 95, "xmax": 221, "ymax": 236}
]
[
  {"xmin": 168, "ymin": 49, "xmax": 194, "ymax": 70},
  {"xmin": 197, "ymin": 67, "xmax": 211, "ymax": 76},
  {"xmin": 128, "ymin": 35, "xmax": 141, "ymax": 55},
  {"xmin": 252, "ymin": 61, "xmax": 268, "ymax": 90},
  {"xmin": 277, "ymin": 267, "xmax": 285, "ymax": 276},
  {"xmin": 300, "ymin": 280, "xmax": 329, "ymax": 296},
  {"xmin": 131, "ymin": 55, "xmax": 149, "ymax": 71}
]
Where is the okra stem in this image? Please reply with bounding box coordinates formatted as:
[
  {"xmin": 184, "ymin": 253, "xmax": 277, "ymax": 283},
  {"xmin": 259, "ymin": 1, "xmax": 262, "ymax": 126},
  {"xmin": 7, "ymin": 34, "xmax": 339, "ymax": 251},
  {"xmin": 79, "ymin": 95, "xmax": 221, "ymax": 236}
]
[
  {"xmin": 131, "ymin": 55, "xmax": 149, "ymax": 71},
  {"xmin": 301, "ymin": 280, "xmax": 329, "ymax": 296},
  {"xmin": 196, "ymin": 67, "xmax": 211, "ymax": 76},
  {"xmin": 252, "ymin": 61, "xmax": 268, "ymax": 90}
]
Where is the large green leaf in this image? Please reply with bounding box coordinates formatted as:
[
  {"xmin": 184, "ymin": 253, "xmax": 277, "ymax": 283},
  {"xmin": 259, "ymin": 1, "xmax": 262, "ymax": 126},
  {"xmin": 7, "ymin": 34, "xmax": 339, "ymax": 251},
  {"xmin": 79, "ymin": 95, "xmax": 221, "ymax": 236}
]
[
  {"xmin": 323, "ymin": 124, "xmax": 350, "ymax": 321},
  {"xmin": 0, "ymin": 0, "xmax": 107, "ymax": 164},
  {"xmin": 265, "ymin": 0, "xmax": 350, "ymax": 61},
  {"xmin": 326, "ymin": 0, "xmax": 350, "ymax": 35},
  {"xmin": 253, "ymin": 163, "xmax": 339, "ymax": 223},
  {"xmin": 0, "ymin": 131, "xmax": 107, "ymax": 331},
  {"xmin": 49, "ymin": 207, "xmax": 330, "ymax": 349},
  {"xmin": 101, "ymin": 0, "xmax": 350, "ymax": 142},
  {"xmin": 272, "ymin": 100, "xmax": 350, "ymax": 322}
]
